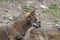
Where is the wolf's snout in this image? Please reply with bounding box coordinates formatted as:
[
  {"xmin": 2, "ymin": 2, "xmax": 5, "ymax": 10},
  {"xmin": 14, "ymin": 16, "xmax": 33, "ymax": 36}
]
[{"xmin": 32, "ymin": 21, "xmax": 41, "ymax": 28}]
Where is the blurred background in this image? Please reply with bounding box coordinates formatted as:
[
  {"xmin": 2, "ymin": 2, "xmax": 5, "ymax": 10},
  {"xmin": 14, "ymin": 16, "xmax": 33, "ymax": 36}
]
[{"xmin": 0, "ymin": 0, "xmax": 60, "ymax": 24}]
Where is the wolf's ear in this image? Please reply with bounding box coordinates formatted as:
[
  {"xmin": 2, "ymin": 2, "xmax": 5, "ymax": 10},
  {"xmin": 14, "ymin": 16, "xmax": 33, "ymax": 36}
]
[{"xmin": 24, "ymin": 9, "xmax": 35, "ymax": 18}]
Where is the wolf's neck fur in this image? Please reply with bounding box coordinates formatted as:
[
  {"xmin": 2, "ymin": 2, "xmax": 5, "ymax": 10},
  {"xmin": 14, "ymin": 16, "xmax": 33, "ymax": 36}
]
[
  {"xmin": 20, "ymin": 17, "xmax": 32, "ymax": 32},
  {"xmin": 13, "ymin": 16, "xmax": 32, "ymax": 32}
]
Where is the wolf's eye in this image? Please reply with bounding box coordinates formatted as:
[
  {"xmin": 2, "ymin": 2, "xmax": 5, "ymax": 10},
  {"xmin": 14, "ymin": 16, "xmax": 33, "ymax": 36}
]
[
  {"xmin": 39, "ymin": 21, "xmax": 40, "ymax": 23},
  {"xmin": 33, "ymin": 18, "xmax": 37, "ymax": 23}
]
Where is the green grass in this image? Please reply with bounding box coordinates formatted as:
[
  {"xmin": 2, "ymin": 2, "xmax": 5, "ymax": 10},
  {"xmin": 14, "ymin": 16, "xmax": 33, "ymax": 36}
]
[
  {"xmin": 49, "ymin": 4, "xmax": 60, "ymax": 20},
  {"xmin": 21, "ymin": 4, "xmax": 31, "ymax": 13},
  {"xmin": 49, "ymin": 4, "xmax": 58, "ymax": 17},
  {"xmin": 49, "ymin": 4, "xmax": 58, "ymax": 13}
]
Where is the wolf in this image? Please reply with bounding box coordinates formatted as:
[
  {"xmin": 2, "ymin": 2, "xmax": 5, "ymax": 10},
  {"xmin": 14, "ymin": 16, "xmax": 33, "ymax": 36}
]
[{"xmin": 8, "ymin": 10, "xmax": 41, "ymax": 40}]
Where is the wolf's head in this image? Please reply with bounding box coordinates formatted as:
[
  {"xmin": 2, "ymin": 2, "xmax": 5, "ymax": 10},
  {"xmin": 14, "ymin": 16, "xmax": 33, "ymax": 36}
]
[{"xmin": 24, "ymin": 10, "xmax": 41, "ymax": 28}]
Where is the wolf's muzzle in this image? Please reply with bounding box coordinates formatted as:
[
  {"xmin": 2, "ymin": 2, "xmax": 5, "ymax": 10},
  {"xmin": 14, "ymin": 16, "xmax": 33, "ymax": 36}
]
[{"xmin": 32, "ymin": 21, "xmax": 41, "ymax": 28}]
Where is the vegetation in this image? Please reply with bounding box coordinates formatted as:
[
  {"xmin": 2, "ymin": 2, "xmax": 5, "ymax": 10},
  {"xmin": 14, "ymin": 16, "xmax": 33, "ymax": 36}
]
[
  {"xmin": 49, "ymin": 4, "xmax": 58, "ymax": 13},
  {"xmin": 49, "ymin": 4, "xmax": 58, "ymax": 16},
  {"xmin": 22, "ymin": 4, "xmax": 31, "ymax": 13}
]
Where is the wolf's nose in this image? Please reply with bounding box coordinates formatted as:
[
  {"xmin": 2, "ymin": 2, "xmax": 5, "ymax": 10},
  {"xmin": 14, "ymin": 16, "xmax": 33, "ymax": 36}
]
[{"xmin": 37, "ymin": 21, "xmax": 41, "ymax": 27}]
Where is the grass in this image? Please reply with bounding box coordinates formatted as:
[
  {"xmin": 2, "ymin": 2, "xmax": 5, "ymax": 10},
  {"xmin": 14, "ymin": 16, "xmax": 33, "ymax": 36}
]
[
  {"xmin": 21, "ymin": 4, "xmax": 31, "ymax": 13},
  {"xmin": 49, "ymin": 4, "xmax": 58, "ymax": 17},
  {"xmin": 49, "ymin": 4, "xmax": 58, "ymax": 13}
]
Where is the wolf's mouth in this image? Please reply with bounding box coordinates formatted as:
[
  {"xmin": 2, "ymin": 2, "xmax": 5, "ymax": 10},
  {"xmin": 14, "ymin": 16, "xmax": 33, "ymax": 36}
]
[
  {"xmin": 32, "ymin": 24, "xmax": 41, "ymax": 28},
  {"xmin": 32, "ymin": 21, "xmax": 41, "ymax": 28}
]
